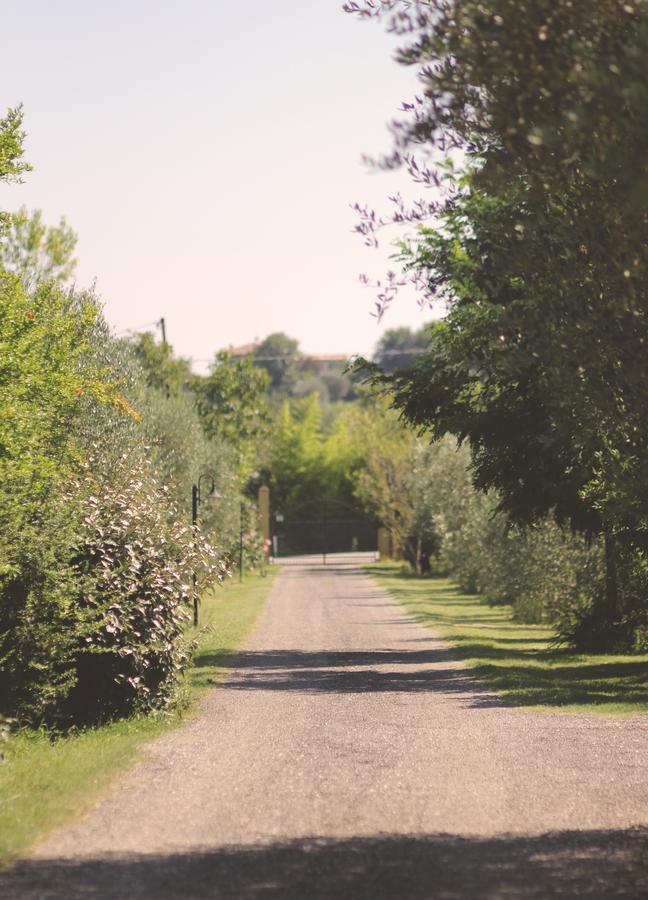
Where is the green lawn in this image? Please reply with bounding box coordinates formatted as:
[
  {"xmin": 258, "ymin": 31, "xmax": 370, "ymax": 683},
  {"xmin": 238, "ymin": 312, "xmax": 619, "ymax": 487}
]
[
  {"xmin": 367, "ymin": 564, "xmax": 648, "ymax": 716},
  {"xmin": 0, "ymin": 568, "xmax": 277, "ymax": 866}
]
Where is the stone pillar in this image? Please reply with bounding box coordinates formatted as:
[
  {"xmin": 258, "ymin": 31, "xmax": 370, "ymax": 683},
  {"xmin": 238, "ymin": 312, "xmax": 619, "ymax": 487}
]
[{"xmin": 258, "ymin": 484, "xmax": 270, "ymax": 544}]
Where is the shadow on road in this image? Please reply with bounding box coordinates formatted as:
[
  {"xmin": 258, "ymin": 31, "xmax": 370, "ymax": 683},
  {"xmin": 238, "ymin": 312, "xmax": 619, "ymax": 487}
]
[
  {"xmin": 194, "ymin": 647, "xmax": 505, "ymax": 705},
  {"xmin": 4, "ymin": 829, "xmax": 647, "ymax": 899},
  {"xmin": 223, "ymin": 648, "xmax": 454, "ymax": 669},
  {"xmin": 194, "ymin": 566, "xmax": 648, "ymax": 710},
  {"xmin": 365, "ymin": 568, "xmax": 648, "ymax": 712}
]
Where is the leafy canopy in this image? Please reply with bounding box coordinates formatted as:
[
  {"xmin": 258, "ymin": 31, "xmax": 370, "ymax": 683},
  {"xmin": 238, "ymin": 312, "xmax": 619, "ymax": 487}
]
[
  {"xmin": 194, "ymin": 350, "xmax": 271, "ymax": 476},
  {"xmin": 0, "ymin": 207, "xmax": 77, "ymax": 291}
]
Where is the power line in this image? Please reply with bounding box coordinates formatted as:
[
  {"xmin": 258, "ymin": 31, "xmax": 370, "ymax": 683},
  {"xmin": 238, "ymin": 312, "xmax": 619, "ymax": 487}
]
[{"xmin": 377, "ymin": 347, "xmax": 428, "ymax": 356}]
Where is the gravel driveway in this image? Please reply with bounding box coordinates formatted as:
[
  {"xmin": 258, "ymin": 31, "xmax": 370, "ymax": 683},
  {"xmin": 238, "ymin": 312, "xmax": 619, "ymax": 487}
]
[{"xmin": 3, "ymin": 556, "xmax": 648, "ymax": 898}]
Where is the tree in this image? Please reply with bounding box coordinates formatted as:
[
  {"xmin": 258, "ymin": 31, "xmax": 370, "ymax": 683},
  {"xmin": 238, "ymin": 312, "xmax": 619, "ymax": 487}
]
[
  {"xmin": 0, "ymin": 207, "xmax": 77, "ymax": 291},
  {"xmin": 321, "ymin": 371, "xmax": 353, "ymax": 402},
  {"xmin": 348, "ymin": 0, "xmax": 648, "ymax": 648},
  {"xmin": 0, "ymin": 105, "xmax": 31, "ymax": 237},
  {"xmin": 0, "ymin": 105, "xmax": 30, "ymax": 185},
  {"xmin": 349, "ymin": 401, "xmax": 438, "ymax": 573},
  {"xmin": 268, "ymin": 394, "xmax": 326, "ymax": 517},
  {"xmin": 194, "ymin": 350, "xmax": 270, "ymax": 475},
  {"xmin": 0, "ymin": 276, "xmax": 138, "ymax": 722},
  {"xmin": 291, "ymin": 375, "xmax": 331, "ymax": 403},
  {"xmin": 0, "ymin": 277, "xmax": 120, "ymax": 527},
  {"xmin": 386, "ymin": 189, "xmax": 600, "ymax": 534},
  {"xmin": 253, "ymin": 332, "xmax": 302, "ymax": 393},
  {"xmin": 130, "ymin": 331, "xmax": 192, "ymax": 397},
  {"xmin": 0, "ymin": 110, "xmax": 231, "ymax": 724},
  {"xmin": 374, "ymin": 324, "xmax": 430, "ymax": 372}
]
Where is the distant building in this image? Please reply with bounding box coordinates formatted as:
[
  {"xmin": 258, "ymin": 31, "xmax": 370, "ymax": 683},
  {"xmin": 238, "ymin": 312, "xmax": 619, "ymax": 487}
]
[{"xmin": 227, "ymin": 342, "xmax": 259, "ymax": 359}]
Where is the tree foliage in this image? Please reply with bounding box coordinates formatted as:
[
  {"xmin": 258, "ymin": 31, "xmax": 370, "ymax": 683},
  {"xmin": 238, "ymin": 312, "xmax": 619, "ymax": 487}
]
[
  {"xmin": 348, "ymin": 0, "xmax": 648, "ymax": 649},
  {"xmin": 0, "ymin": 124, "xmax": 234, "ymax": 722},
  {"xmin": 0, "ymin": 106, "xmax": 31, "ymax": 240},
  {"xmin": 193, "ymin": 350, "xmax": 271, "ymax": 476},
  {"xmin": 417, "ymin": 437, "xmax": 604, "ymax": 629},
  {"xmin": 269, "ymin": 395, "xmax": 329, "ymax": 517},
  {"xmin": 0, "ymin": 106, "xmax": 30, "ymax": 185},
  {"xmin": 0, "ymin": 274, "xmax": 119, "ymax": 574},
  {"xmin": 266, "ymin": 393, "xmax": 366, "ymax": 521},
  {"xmin": 0, "ymin": 287, "xmax": 227, "ymax": 723},
  {"xmin": 0, "ymin": 207, "xmax": 77, "ymax": 291},
  {"xmin": 130, "ymin": 331, "xmax": 192, "ymax": 397},
  {"xmin": 253, "ymin": 332, "xmax": 302, "ymax": 393},
  {"xmin": 374, "ymin": 324, "xmax": 430, "ymax": 372}
]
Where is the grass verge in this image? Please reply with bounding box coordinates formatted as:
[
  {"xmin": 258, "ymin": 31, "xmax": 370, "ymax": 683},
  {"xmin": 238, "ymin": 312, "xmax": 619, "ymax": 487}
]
[
  {"xmin": 0, "ymin": 568, "xmax": 278, "ymax": 866},
  {"xmin": 367, "ymin": 563, "xmax": 648, "ymax": 716}
]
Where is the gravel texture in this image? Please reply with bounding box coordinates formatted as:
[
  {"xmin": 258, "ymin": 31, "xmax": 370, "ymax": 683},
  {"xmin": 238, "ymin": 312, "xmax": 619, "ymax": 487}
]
[{"xmin": 3, "ymin": 556, "xmax": 648, "ymax": 898}]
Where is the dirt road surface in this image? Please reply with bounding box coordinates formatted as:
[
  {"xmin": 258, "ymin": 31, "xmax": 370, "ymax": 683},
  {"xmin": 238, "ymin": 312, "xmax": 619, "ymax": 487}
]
[{"xmin": 3, "ymin": 555, "xmax": 648, "ymax": 898}]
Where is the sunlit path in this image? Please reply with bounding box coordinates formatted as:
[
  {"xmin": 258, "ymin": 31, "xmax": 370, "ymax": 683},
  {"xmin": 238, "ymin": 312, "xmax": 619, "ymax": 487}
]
[{"xmin": 3, "ymin": 560, "xmax": 648, "ymax": 898}]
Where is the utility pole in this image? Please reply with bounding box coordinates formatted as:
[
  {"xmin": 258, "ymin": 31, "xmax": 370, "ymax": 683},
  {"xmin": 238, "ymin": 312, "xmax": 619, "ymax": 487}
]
[{"xmin": 157, "ymin": 317, "xmax": 171, "ymax": 398}]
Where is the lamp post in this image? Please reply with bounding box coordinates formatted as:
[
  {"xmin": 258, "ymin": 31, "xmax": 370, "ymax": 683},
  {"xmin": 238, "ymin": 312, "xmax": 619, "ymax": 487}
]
[
  {"xmin": 273, "ymin": 511, "xmax": 284, "ymax": 559},
  {"xmin": 191, "ymin": 473, "xmax": 220, "ymax": 626}
]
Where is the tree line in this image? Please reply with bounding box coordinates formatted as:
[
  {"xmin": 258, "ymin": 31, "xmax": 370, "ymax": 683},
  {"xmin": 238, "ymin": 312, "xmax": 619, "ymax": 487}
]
[
  {"xmin": 347, "ymin": 0, "xmax": 648, "ymax": 652},
  {"xmin": 0, "ymin": 104, "xmax": 427, "ymax": 727},
  {"xmin": 0, "ymin": 111, "xmax": 273, "ymax": 726}
]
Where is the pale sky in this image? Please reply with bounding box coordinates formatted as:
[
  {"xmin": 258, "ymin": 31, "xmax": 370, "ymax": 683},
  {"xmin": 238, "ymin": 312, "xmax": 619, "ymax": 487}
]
[{"xmin": 0, "ymin": 1, "xmax": 434, "ymax": 371}]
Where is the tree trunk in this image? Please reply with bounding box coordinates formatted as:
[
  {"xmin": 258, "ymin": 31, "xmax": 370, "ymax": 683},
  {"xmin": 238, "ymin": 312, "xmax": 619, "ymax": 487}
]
[{"xmin": 604, "ymin": 529, "xmax": 621, "ymax": 622}]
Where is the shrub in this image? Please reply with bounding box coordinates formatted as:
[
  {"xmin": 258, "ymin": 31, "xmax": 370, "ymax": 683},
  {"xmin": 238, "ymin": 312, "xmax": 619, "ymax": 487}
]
[
  {"xmin": 553, "ymin": 543, "xmax": 648, "ymax": 652},
  {"xmin": 415, "ymin": 436, "xmax": 606, "ymax": 630},
  {"xmin": 66, "ymin": 450, "xmax": 224, "ymax": 722},
  {"xmin": 477, "ymin": 520, "xmax": 604, "ymax": 626},
  {"xmin": 0, "ymin": 490, "xmax": 87, "ymax": 722},
  {"xmin": 0, "ymin": 443, "xmax": 225, "ymax": 725},
  {"xmin": 0, "ymin": 277, "xmax": 116, "ymax": 722},
  {"xmin": 0, "ymin": 291, "xmax": 229, "ymax": 724},
  {"xmin": 350, "ymin": 417, "xmax": 607, "ymax": 634},
  {"xmin": 141, "ymin": 383, "xmax": 241, "ymax": 557}
]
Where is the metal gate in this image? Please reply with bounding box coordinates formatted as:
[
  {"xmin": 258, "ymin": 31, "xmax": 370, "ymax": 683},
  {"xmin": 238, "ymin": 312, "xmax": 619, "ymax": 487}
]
[{"xmin": 271, "ymin": 500, "xmax": 377, "ymax": 558}]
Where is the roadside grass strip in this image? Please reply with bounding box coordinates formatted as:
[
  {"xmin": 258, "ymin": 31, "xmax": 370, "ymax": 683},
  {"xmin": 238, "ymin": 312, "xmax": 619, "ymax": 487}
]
[
  {"xmin": 0, "ymin": 569, "xmax": 277, "ymax": 867},
  {"xmin": 367, "ymin": 564, "xmax": 648, "ymax": 716}
]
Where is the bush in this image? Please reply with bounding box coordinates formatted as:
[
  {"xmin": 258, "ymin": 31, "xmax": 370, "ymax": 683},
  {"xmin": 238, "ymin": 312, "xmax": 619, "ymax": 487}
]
[
  {"xmin": 552, "ymin": 543, "xmax": 648, "ymax": 652},
  {"xmin": 349, "ymin": 415, "xmax": 610, "ymax": 638},
  {"xmin": 478, "ymin": 520, "xmax": 603, "ymax": 626},
  {"xmin": 416, "ymin": 437, "xmax": 606, "ymax": 630},
  {"xmin": 1, "ymin": 434, "xmax": 224, "ymax": 726},
  {"xmin": 0, "ymin": 490, "xmax": 87, "ymax": 722},
  {"xmin": 0, "ymin": 290, "xmax": 228, "ymax": 725},
  {"xmin": 141, "ymin": 384, "xmax": 242, "ymax": 558},
  {"xmin": 66, "ymin": 450, "xmax": 224, "ymax": 722},
  {"xmin": 0, "ymin": 277, "xmax": 114, "ymax": 722}
]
